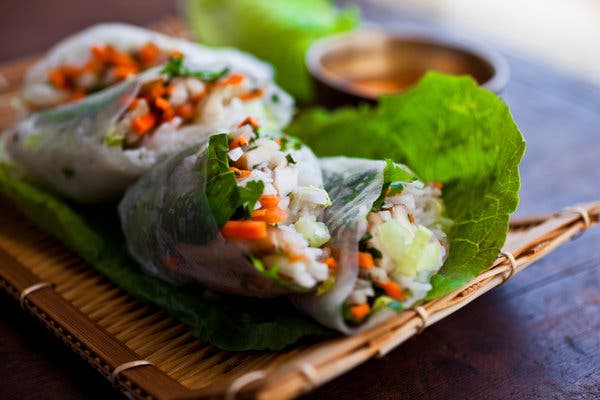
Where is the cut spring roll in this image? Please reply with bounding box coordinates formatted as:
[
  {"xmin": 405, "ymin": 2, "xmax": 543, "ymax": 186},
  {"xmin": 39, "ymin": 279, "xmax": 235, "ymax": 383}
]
[
  {"xmin": 119, "ymin": 124, "xmax": 333, "ymax": 297},
  {"xmin": 294, "ymin": 157, "xmax": 451, "ymax": 333},
  {"xmin": 4, "ymin": 25, "xmax": 292, "ymax": 203}
]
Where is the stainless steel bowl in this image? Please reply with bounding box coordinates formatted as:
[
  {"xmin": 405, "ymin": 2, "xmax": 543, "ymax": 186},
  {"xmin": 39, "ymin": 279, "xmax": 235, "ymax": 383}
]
[{"xmin": 306, "ymin": 29, "xmax": 509, "ymax": 108}]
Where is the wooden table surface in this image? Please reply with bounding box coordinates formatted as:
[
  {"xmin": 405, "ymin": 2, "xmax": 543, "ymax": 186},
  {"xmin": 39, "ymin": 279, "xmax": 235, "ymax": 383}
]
[{"xmin": 1, "ymin": 2, "xmax": 599, "ymax": 399}]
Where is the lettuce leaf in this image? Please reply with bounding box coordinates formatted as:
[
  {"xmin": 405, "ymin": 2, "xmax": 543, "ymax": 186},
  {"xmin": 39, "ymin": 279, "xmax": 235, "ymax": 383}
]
[
  {"xmin": 288, "ymin": 73, "xmax": 526, "ymax": 298},
  {"xmin": 185, "ymin": 0, "xmax": 358, "ymax": 102},
  {"xmin": 0, "ymin": 163, "xmax": 330, "ymax": 351}
]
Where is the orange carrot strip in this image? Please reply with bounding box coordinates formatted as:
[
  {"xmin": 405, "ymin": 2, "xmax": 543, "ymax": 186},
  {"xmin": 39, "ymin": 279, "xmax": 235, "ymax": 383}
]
[
  {"xmin": 237, "ymin": 115, "xmax": 260, "ymax": 129},
  {"xmin": 170, "ymin": 50, "xmax": 183, "ymax": 58},
  {"xmin": 110, "ymin": 48, "xmax": 137, "ymax": 67},
  {"xmin": 154, "ymin": 97, "xmax": 171, "ymax": 111},
  {"xmin": 49, "ymin": 69, "xmax": 68, "ymax": 89},
  {"xmin": 229, "ymin": 167, "xmax": 251, "ymax": 178},
  {"xmin": 217, "ymin": 73, "xmax": 245, "ymax": 86},
  {"xmin": 238, "ymin": 88, "xmax": 264, "ymax": 101},
  {"xmin": 252, "ymin": 207, "xmax": 288, "ymax": 224},
  {"xmin": 127, "ymin": 97, "xmax": 139, "ymax": 111},
  {"xmin": 258, "ymin": 195, "xmax": 280, "ymax": 209},
  {"xmin": 132, "ymin": 113, "xmax": 157, "ymax": 136},
  {"xmin": 289, "ymin": 253, "xmax": 306, "ymax": 262},
  {"xmin": 379, "ymin": 280, "xmax": 405, "ymax": 301},
  {"xmin": 350, "ymin": 303, "xmax": 371, "ymax": 321},
  {"xmin": 140, "ymin": 42, "xmax": 160, "ymax": 65},
  {"xmin": 432, "ymin": 181, "xmax": 443, "ymax": 190},
  {"xmin": 228, "ymin": 133, "xmax": 250, "ymax": 150},
  {"xmin": 91, "ymin": 45, "xmax": 111, "ymax": 62},
  {"xmin": 175, "ymin": 102, "xmax": 195, "ymax": 120},
  {"xmin": 69, "ymin": 90, "xmax": 85, "ymax": 101},
  {"xmin": 113, "ymin": 65, "xmax": 139, "ymax": 80},
  {"xmin": 323, "ymin": 257, "xmax": 337, "ymax": 270},
  {"xmin": 358, "ymin": 252, "xmax": 374, "ymax": 269},
  {"xmin": 408, "ymin": 214, "xmax": 415, "ymax": 224},
  {"xmin": 221, "ymin": 220, "xmax": 267, "ymax": 239},
  {"xmin": 149, "ymin": 82, "xmax": 166, "ymax": 99}
]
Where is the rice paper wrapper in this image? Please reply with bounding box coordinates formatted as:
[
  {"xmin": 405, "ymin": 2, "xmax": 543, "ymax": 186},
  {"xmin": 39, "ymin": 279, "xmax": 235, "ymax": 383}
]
[
  {"xmin": 118, "ymin": 138, "xmax": 325, "ymax": 298},
  {"xmin": 292, "ymin": 157, "xmax": 404, "ymax": 334},
  {"xmin": 5, "ymin": 32, "xmax": 292, "ymax": 203},
  {"xmin": 20, "ymin": 23, "xmax": 284, "ymax": 112}
]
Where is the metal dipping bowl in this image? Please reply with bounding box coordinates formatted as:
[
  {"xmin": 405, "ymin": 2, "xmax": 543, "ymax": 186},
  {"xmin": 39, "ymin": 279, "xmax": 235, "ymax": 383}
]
[{"xmin": 306, "ymin": 29, "xmax": 509, "ymax": 108}]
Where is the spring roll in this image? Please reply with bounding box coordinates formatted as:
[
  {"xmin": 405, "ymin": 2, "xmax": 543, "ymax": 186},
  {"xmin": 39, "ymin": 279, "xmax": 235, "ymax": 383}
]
[
  {"xmin": 4, "ymin": 24, "xmax": 292, "ymax": 203},
  {"xmin": 119, "ymin": 124, "xmax": 334, "ymax": 297},
  {"xmin": 293, "ymin": 157, "xmax": 451, "ymax": 333}
]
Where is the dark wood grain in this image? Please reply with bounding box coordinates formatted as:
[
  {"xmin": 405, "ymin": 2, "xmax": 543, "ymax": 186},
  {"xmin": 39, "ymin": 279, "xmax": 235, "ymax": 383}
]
[{"xmin": 1, "ymin": 1, "xmax": 599, "ymax": 399}]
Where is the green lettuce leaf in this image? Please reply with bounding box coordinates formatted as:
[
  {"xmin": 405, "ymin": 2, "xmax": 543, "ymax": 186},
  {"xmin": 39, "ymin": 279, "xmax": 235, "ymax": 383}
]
[
  {"xmin": 185, "ymin": 0, "xmax": 358, "ymax": 102},
  {"xmin": 288, "ymin": 73, "xmax": 526, "ymax": 298},
  {"xmin": 0, "ymin": 163, "xmax": 330, "ymax": 350}
]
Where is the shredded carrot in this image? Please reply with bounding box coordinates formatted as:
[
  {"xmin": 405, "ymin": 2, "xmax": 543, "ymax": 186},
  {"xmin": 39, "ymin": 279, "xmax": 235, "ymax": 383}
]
[
  {"xmin": 289, "ymin": 253, "xmax": 306, "ymax": 262},
  {"xmin": 170, "ymin": 50, "xmax": 183, "ymax": 58},
  {"xmin": 62, "ymin": 65, "xmax": 82, "ymax": 78},
  {"xmin": 258, "ymin": 195, "xmax": 280, "ymax": 209},
  {"xmin": 140, "ymin": 42, "xmax": 159, "ymax": 65},
  {"xmin": 229, "ymin": 167, "xmax": 251, "ymax": 178},
  {"xmin": 69, "ymin": 90, "xmax": 85, "ymax": 101},
  {"xmin": 228, "ymin": 133, "xmax": 250, "ymax": 150},
  {"xmin": 323, "ymin": 257, "xmax": 337, "ymax": 270},
  {"xmin": 48, "ymin": 69, "xmax": 68, "ymax": 89},
  {"xmin": 113, "ymin": 65, "xmax": 139, "ymax": 80},
  {"xmin": 110, "ymin": 49, "xmax": 137, "ymax": 67},
  {"xmin": 358, "ymin": 252, "xmax": 374, "ymax": 269},
  {"xmin": 408, "ymin": 213, "xmax": 415, "ymax": 224},
  {"xmin": 127, "ymin": 97, "xmax": 139, "ymax": 111},
  {"xmin": 83, "ymin": 58, "xmax": 103, "ymax": 73},
  {"xmin": 252, "ymin": 207, "xmax": 288, "ymax": 224},
  {"xmin": 217, "ymin": 73, "xmax": 245, "ymax": 86},
  {"xmin": 238, "ymin": 88, "xmax": 264, "ymax": 101},
  {"xmin": 148, "ymin": 82, "xmax": 166, "ymax": 99},
  {"xmin": 274, "ymin": 138, "xmax": 281, "ymax": 145},
  {"xmin": 91, "ymin": 45, "xmax": 111, "ymax": 62},
  {"xmin": 386, "ymin": 187, "xmax": 392, "ymax": 196},
  {"xmin": 379, "ymin": 280, "xmax": 405, "ymax": 301},
  {"xmin": 350, "ymin": 303, "xmax": 371, "ymax": 321},
  {"xmin": 175, "ymin": 103, "xmax": 195, "ymax": 120},
  {"xmin": 432, "ymin": 181, "xmax": 443, "ymax": 190},
  {"xmin": 154, "ymin": 97, "xmax": 171, "ymax": 111},
  {"xmin": 163, "ymin": 255, "xmax": 179, "ymax": 271},
  {"xmin": 221, "ymin": 220, "xmax": 267, "ymax": 239},
  {"xmin": 237, "ymin": 115, "xmax": 260, "ymax": 129},
  {"xmin": 132, "ymin": 113, "xmax": 157, "ymax": 136}
]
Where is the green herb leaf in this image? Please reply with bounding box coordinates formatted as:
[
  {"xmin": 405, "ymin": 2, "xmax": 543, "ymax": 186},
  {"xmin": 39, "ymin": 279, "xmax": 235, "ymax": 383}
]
[{"xmin": 161, "ymin": 55, "xmax": 230, "ymax": 82}]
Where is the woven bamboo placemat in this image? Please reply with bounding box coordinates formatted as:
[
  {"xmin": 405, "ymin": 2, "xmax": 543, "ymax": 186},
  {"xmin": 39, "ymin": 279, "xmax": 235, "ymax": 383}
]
[
  {"xmin": 1, "ymin": 198, "xmax": 598, "ymax": 399},
  {"xmin": 1, "ymin": 17, "xmax": 599, "ymax": 400}
]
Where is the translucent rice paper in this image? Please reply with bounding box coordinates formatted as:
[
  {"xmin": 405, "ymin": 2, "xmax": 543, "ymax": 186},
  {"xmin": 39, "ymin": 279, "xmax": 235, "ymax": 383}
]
[
  {"xmin": 4, "ymin": 24, "xmax": 293, "ymax": 203},
  {"xmin": 20, "ymin": 23, "xmax": 287, "ymax": 114},
  {"xmin": 292, "ymin": 157, "xmax": 404, "ymax": 334},
  {"xmin": 118, "ymin": 140, "xmax": 324, "ymax": 298}
]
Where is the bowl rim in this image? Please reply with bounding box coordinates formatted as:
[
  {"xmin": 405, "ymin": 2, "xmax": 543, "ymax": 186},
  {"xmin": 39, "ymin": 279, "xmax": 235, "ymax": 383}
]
[{"xmin": 306, "ymin": 28, "xmax": 510, "ymax": 98}]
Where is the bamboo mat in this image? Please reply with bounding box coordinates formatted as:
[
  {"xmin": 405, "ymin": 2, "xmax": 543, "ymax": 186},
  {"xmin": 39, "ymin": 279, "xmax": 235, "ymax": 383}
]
[{"xmin": 1, "ymin": 17, "xmax": 599, "ymax": 400}]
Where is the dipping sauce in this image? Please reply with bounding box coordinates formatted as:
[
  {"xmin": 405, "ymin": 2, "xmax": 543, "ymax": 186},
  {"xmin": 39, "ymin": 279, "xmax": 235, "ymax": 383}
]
[
  {"xmin": 345, "ymin": 71, "xmax": 424, "ymax": 97},
  {"xmin": 307, "ymin": 30, "xmax": 508, "ymax": 107}
]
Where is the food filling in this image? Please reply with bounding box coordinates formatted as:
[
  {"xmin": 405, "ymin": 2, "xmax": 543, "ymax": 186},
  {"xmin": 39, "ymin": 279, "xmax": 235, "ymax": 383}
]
[
  {"xmin": 104, "ymin": 55, "xmax": 269, "ymax": 149},
  {"xmin": 343, "ymin": 179, "xmax": 451, "ymax": 324},
  {"xmin": 220, "ymin": 121, "xmax": 334, "ymax": 289},
  {"xmin": 34, "ymin": 42, "xmax": 172, "ymax": 110}
]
